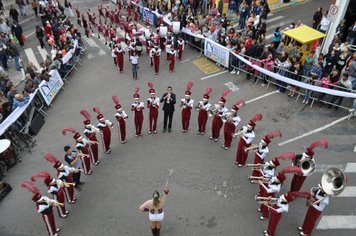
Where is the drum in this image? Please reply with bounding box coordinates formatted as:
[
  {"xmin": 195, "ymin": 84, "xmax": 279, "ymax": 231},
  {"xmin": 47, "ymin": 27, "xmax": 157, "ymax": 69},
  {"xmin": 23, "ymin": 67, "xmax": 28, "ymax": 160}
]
[{"xmin": 0, "ymin": 140, "xmax": 12, "ymax": 162}]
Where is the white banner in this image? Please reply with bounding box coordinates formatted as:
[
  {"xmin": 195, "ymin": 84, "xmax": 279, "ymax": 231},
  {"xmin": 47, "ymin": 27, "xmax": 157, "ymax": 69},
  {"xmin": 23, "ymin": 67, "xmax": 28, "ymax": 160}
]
[
  {"xmin": 39, "ymin": 70, "xmax": 64, "ymax": 106},
  {"xmin": 204, "ymin": 38, "xmax": 230, "ymax": 68}
]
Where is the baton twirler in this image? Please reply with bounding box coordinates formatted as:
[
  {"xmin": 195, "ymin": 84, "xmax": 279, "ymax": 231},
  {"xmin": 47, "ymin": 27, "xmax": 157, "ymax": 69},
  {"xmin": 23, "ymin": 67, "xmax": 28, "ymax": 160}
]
[{"xmin": 166, "ymin": 169, "xmax": 174, "ymax": 187}]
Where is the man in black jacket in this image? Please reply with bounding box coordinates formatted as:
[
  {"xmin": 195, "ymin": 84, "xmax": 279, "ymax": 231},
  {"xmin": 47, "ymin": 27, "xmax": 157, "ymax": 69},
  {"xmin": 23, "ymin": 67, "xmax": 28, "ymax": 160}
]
[
  {"xmin": 160, "ymin": 86, "xmax": 176, "ymax": 133},
  {"xmin": 11, "ymin": 21, "xmax": 24, "ymax": 46}
]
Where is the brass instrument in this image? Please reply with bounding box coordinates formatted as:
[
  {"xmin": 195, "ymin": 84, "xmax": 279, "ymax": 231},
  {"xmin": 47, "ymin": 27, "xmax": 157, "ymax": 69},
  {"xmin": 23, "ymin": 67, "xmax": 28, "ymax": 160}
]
[
  {"xmin": 195, "ymin": 102, "xmax": 202, "ymax": 112},
  {"xmin": 208, "ymin": 104, "xmax": 220, "ymax": 117},
  {"xmin": 180, "ymin": 99, "xmax": 187, "ymax": 109},
  {"xmin": 248, "ymin": 176, "xmax": 270, "ymax": 184},
  {"xmin": 297, "ymin": 157, "xmax": 316, "ymax": 175},
  {"xmin": 232, "ymin": 129, "xmax": 244, "ymax": 138},
  {"xmin": 244, "ymin": 144, "xmax": 259, "ymax": 153},
  {"xmin": 255, "ymin": 195, "xmax": 279, "ymax": 202},
  {"xmin": 221, "ymin": 112, "xmax": 232, "ymax": 123},
  {"xmin": 307, "ymin": 168, "xmax": 346, "ymax": 206},
  {"xmin": 246, "ymin": 163, "xmax": 266, "ymax": 168}
]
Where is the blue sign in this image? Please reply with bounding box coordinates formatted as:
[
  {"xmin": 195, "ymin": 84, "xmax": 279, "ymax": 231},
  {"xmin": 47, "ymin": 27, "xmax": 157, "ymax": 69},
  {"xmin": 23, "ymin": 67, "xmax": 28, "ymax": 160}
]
[{"xmin": 143, "ymin": 9, "xmax": 157, "ymax": 26}]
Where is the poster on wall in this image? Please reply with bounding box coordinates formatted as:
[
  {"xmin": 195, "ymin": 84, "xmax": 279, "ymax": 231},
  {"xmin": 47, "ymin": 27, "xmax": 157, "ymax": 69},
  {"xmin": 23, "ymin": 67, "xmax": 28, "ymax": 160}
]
[
  {"xmin": 204, "ymin": 38, "xmax": 230, "ymax": 68},
  {"xmin": 38, "ymin": 69, "xmax": 64, "ymax": 106}
]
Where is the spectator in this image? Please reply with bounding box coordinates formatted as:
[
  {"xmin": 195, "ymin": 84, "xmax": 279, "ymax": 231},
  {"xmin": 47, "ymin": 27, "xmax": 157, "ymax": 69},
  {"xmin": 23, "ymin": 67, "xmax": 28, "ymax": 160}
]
[
  {"xmin": 0, "ymin": 42, "xmax": 7, "ymax": 70},
  {"xmin": 0, "ymin": 19, "xmax": 10, "ymax": 35},
  {"xmin": 288, "ymin": 62, "xmax": 302, "ymax": 97},
  {"xmin": 228, "ymin": 0, "xmax": 238, "ymax": 20},
  {"xmin": 11, "ymin": 20, "xmax": 24, "ymax": 46},
  {"xmin": 319, "ymin": 11, "xmax": 330, "ymax": 33},
  {"xmin": 312, "ymin": 7, "xmax": 322, "ymax": 29},
  {"xmin": 12, "ymin": 92, "xmax": 30, "ymax": 110},
  {"xmin": 348, "ymin": 54, "xmax": 356, "ymax": 89},
  {"xmin": 31, "ymin": 0, "xmax": 38, "ymax": 17},
  {"xmin": 272, "ymin": 27, "xmax": 281, "ymax": 49},
  {"xmin": 26, "ymin": 62, "xmax": 39, "ymax": 79},
  {"xmin": 24, "ymin": 80, "xmax": 37, "ymax": 94},
  {"xmin": 329, "ymin": 73, "xmax": 352, "ymax": 109},
  {"xmin": 35, "ymin": 25, "xmax": 45, "ymax": 48},
  {"xmin": 7, "ymin": 39, "xmax": 22, "ymax": 71},
  {"xmin": 15, "ymin": 0, "xmax": 26, "ymax": 16},
  {"xmin": 346, "ymin": 21, "xmax": 356, "ymax": 46},
  {"xmin": 239, "ymin": 1, "xmax": 249, "ymax": 30},
  {"xmin": 323, "ymin": 50, "xmax": 337, "ymax": 75},
  {"xmin": 303, "ymin": 62, "xmax": 323, "ymax": 104},
  {"xmin": 0, "ymin": 1, "xmax": 3, "ymax": 11},
  {"xmin": 6, "ymin": 85, "xmax": 17, "ymax": 106},
  {"xmin": 9, "ymin": 5, "xmax": 19, "ymax": 23},
  {"xmin": 335, "ymin": 48, "xmax": 350, "ymax": 73},
  {"xmin": 303, "ymin": 52, "xmax": 315, "ymax": 76}
]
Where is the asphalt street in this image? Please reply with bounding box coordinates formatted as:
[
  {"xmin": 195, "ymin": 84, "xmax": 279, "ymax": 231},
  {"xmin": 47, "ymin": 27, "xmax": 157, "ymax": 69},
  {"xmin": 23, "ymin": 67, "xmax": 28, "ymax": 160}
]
[{"xmin": 0, "ymin": 0, "xmax": 355, "ymax": 236}]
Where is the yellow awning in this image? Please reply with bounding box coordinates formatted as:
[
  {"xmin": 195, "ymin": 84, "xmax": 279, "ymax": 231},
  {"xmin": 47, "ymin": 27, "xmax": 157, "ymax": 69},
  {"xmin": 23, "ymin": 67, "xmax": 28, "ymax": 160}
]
[{"xmin": 283, "ymin": 25, "xmax": 326, "ymax": 44}]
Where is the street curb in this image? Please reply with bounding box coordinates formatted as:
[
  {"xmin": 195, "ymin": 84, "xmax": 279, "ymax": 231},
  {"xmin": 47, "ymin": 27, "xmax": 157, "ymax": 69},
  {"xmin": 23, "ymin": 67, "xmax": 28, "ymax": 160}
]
[{"xmin": 270, "ymin": 0, "xmax": 312, "ymax": 13}]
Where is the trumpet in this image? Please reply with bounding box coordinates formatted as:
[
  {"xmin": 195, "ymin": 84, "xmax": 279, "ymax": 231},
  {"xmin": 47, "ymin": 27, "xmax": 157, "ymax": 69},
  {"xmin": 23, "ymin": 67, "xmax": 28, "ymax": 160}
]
[
  {"xmin": 244, "ymin": 144, "xmax": 259, "ymax": 153},
  {"xmin": 248, "ymin": 176, "xmax": 270, "ymax": 183},
  {"xmin": 255, "ymin": 195, "xmax": 279, "ymax": 202},
  {"xmin": 246, "ymin": 163, "xmax": 266, "ymax": 168},
  {"xmin": 195, "ymin": 102, "xmax": 202, "ymax": 112},
  {"xmin": 208, "ymin": 104, "xmax": 220, "ymax": 117},
  {"xmin": 166, "ymin": 93, "xmax": 171, "ymax": 104},
  {"xmin": 221, "ymin": 112, "xmax": 232, "ymax": 123},
  {"xmin": 180, "ymin": 100, "xmax": 187, "ymax": 109},
  {"xmin": 232, "ymin": 129, "xmax": 243, "ymax": 138}
]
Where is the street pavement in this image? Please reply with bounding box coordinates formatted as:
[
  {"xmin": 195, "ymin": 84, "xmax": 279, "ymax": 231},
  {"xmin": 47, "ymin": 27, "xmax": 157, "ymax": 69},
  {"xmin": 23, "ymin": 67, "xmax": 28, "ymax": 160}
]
[{"xmin": 0, "ymin": 0, "xmax": 355, "ymax": 236}]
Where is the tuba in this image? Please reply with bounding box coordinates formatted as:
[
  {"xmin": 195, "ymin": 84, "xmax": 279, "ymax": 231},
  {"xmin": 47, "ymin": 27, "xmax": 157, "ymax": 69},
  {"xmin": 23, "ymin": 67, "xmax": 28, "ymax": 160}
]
[
  {"xmin": 298, "ymin": 158, "xmax": 316, "ymax": 175},
  {"xmin": 321, "ymin": 167, "xmax": 346, "ymax": 196},
  {"xmin": 208, "ymin": 104, "xmax": 220, "ymax": 117}
]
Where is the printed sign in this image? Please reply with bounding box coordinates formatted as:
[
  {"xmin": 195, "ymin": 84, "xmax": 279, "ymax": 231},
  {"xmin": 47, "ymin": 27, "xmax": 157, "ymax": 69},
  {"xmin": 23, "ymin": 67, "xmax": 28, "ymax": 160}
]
[
  {"xmin": 143, "ymin": 9, "xmax": 157, "ymax": 26},
  {"xmin": 38, "ymin": 69, "xmax": 64, "ymax": 106},
  {"xmin": 204, "ymin": 38, "xmax": 230, "ymax": 68}
]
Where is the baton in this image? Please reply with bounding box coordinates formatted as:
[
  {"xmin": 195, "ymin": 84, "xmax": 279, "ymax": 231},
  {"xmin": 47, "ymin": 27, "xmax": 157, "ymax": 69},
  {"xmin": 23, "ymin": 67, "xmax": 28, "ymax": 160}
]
[{"xmin": 165, "ymin": 169, "xmax": 174, "ymax": 187}]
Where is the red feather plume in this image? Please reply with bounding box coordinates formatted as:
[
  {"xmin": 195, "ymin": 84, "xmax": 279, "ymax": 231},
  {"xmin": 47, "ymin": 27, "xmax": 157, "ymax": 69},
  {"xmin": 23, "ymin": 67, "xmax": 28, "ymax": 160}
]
[
  {"xmin": 186, "ymin": 81, "xmax": 193, "ymax": 91},
  {"xmin": 235, "ymin": 99, "xmax": 246, "ymax": 107},
  {"xmin": 266, "ymin": 130, "xmax": 282, "ymax": 139},
  {"xmin": 148, "ymin": 81, "xmax": 154, "ymax": 89},
  {"xmin": 80, "ymin": 109, "xmax": 91, "ymax": 120},
  {"xmin": 281, "ymin": 166, "xmax": 303, "ymax": 175},
  {"xmin": 21, "ymin": 181, "xmax": 40, "ymax": 193},
  {"xmin": 277, "ymin": 152, "xmax": 296, "ymax": 161},
  {"xmin": 93, "ymin": 107, "xmax": 101, "ymax": 115},
  {"xmin": 134, "ymin": 87, "xmax": 139, "ymax": 94},
  {"xmin": 62, "ymin": 128, "xmax": 76, "ymax": 135},
  {"xmin": 287, "ymin": 191, "xmax": 312, "ymax": 200},
  {"xmin": 221, "ymin": 89, "xmax": 231, "ymax": 98},
  {"xmin": 205, "ymin": 87, "xmax": 212, "ymax": 95},
  {"xmin": 44, "ymin": 153, "xmax": 59, "ymax": 164},
  {"xmin": 112, "ymin": 96, "xmax": 120, "ymax": 105},
  {"xmin": 307, "ymin": 139, "xmax": 328, "ymax": 151},
  {"xmin": 251, "ymin": 114, "xmax": 263, "ymax": 123},
  {"xmin": 31, "ymin": 171, "xmax": 51, "ymax": 182}
]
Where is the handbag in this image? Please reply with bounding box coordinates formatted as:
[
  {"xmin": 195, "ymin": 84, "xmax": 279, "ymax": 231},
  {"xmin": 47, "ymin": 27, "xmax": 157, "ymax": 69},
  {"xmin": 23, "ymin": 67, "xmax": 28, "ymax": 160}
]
[{"xmin": 21, "ymin": 34, "xmax": 26, "ymax": 42}]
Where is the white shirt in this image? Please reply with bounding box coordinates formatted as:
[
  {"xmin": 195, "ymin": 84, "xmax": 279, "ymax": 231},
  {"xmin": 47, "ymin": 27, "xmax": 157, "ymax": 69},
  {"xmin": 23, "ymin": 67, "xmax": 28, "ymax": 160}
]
[
  {"xmin": 181, "ymin": 98, "xmax": 194, "ymax": 108},
  {"xmin": 48, "ymin": 179, "xmax": 64, "ymax": 194},
  {"xmin": 262, "ymin": 166, "xmax": 275, "ymax": 179},
  {"xmin": 37, "ymin": 196, "xmax": 56, "ymax": 213},
  {"xmin": 131, "ymin": 101, "xmax": 145, "ymax": 110},
  {"xmin": 115, "ymin": 110, "xmax": 128, "ymax": 120},
  {"xmin": 147, "ymin": 97, "xmax": 160, "ymax": 108},
  {"xmin": 84, "ymin": 125, "xmax": 100, "ymax": 136},
  {"xmin": 197, "ymin": 101, "xmax": 211, "ymax": 111},
  {"xmin": 97, "ymin": 119, "xmax": 113, "ymax": 130},
  {"xmin": 242, "ymin": 126, "xmax": 255, "ymax": 144},
  {"xmin": 130, "ymin": 55, "xmax": 138, "ymax": 64},
  {"xmin": 319, "ymin": 16, "xmax": 330, "ymax": 31},
  {"xmin": 256, "ymin": 143, "xmax": 269, "ymax": 160},
  {"xmin": 312, "ymin": 189, "xmax": 329, "ymax": 212},
  {"xmin": 230, "ymin": 115, "xmax": 241, "ymax": 127},
  {"xmin": 217, "ymin": 106, "xmax": 228, "ymax": 117}
]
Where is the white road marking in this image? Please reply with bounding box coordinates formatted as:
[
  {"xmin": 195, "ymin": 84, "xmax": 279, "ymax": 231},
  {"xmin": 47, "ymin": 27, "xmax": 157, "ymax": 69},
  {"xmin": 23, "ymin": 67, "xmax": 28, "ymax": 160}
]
[
  {"xmin": 266, "ymin": 16, "xmax": 284, "ymax": 24},
  {"xmin": 25, "ymin": 31, "xmax": 35, "ymax": 38},
  {"xmin": 200, "ymin": 71, "xmax": 228, "ymax": 80},
  {"xmin": 278, "ymin": 115, "xmax": 350, "ymax": 146},
  {"xmin": 266, "ymin": 21, "xmax": 291, "ymax": 32},
  {"xmin": 180, "ymin": 58, "xmax": 191, "ymax": 63},
  {"xmin": 354, "ymin": 145, "xmax": 356, "ymax": 152},
  {"xmin": 245, "ymin": 90, "xmax": 279, "ymax": 104},
  {"xmin": 265, "ymin": 33, "xmax": 274, "ymax": 40},
  {"xmin": 224, "ymin": 82, "xmax": 239, "ymax": 92},
  {"xmin": 344, "ymin": 163, "xmax": 356, "ymax": 173},
  {"xmin": 24, "ymin": 48, "xmax": 40, "ymax": 69},
  {"xmin": 335, "ymin": 186, "xmax": 356, "ymax": 197},
  {"xmin": 37, "ymin": 46, "xmax": 48, "ymax": 62},
  {"xmin": 316, "ymin": 215, "xmax": 356, "ymax": 229},
  {"xmin": 81, "ymin": 37, "xmax": 107, "ymax": 55},
  {"xmin": 314, "ymin": 164, "xmax": 345, "ymax": 173}
]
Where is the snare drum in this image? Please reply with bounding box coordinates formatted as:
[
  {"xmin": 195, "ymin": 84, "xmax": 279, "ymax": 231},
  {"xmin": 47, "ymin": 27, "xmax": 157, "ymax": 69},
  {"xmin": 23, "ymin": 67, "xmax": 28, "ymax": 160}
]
[{"xmin": 0, "ymin": 140, "xmax": 13, "ymax": 162}]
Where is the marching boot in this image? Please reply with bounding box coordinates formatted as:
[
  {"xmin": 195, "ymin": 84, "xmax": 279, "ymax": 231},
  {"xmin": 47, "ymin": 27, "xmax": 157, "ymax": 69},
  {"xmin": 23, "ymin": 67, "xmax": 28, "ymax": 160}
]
[
  {"xmin": 156, "ymin": 227, "xmax": 160, "ymax": 236},
  {"xmin": 151, "ymin": 228, "xmax": 156, "ymax": 236}
]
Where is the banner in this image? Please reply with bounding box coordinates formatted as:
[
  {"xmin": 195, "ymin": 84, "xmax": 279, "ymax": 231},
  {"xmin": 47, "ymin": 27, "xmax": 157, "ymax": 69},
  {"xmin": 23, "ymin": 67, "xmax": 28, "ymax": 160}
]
[
  {"xmin": 204, "ymin": 38, "xmax": 230, "ymax": 68},
  {"xmin": 39, "ymin": 70, "xmax": 64, "ymax": 106},
  {"xmin": 142, "ymin": 8, "xmax": 157, "ymax": 26}
]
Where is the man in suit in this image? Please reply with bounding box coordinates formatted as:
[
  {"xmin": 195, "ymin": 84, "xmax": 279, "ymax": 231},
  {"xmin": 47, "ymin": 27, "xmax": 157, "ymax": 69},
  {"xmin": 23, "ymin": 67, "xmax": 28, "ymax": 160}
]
[{"xmin": 160, "ymin": 86, "xmax": 176, "ymax": 133}]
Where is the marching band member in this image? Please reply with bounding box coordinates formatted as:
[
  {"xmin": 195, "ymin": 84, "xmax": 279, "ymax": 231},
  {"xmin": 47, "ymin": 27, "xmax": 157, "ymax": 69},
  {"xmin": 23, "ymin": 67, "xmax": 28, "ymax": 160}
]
[
  {"xmin": 210, "ymin": 89, "xmax": 231, "ymax": 142},
  {"xmin": 76, "ymin": 6, "xmax": 81, "ymax": 26},
  {"xmin": 235, "ymin": 114, "xmax": 263, "ymax": 167},
  {"xmin": 21, "ymin": 182, "xmax": 61, "ymax": 236},
  {"xmin": 115, "ymin": 43, "xmax": 125, "ymax": 73},
  {"xmin": 62, "ymin": 128, "xmax": 93, "ymax": 175},
  {"xmin": 93, "ymin": 107, "xmax": 114, "ymax": 154},
  {"xmin": 98, "ymin": 2, "xmax": 104, "ymax": 21},
  {"xmin": 131, "ymin": 87, "xmax": 145, "ymax": 137},
  {"xmin": 113, "ymin": 96, "xmax": 128, "ymax": 144},
  {"xmin": 80, "ymin": 110, "xmax": 100, "ymax": 166},
  {"xmin": 222, "ymin": 100, "xmax": 245, "ymax": 150},
  {"xmin": 181, "ymin": 82, "xmax": 194, "ymax": 133},
  {"xmin": 168, "ymin": 46, "xmax": 176, "ymax": 73},
  {"xmin": 105, "ymin": 6, "xmax": 110, "ymax": 24},
  {"xmin": 151, "ymin": 45, "xmax": 161, "ymax": 75},
  {"xmin": 139, "ymin": 185, "xmax": 170, "ymax": 236},
  {"xmin": 177, "ymin": 36, "xmax": 185, "ymax": 61},
  {"xmin": 251, "ymin": 131, "xmax": 282, "ymax": 177},
  {"xmin": 145, "ymin": 27, "xmax": 152, "ymax": 55},
  {"xmin": 147, "ymin": 82, "xmax": 160, "ymax": 134},
  {"xmin": 31, "ymin": 172, "xmax": 69, "ymax": 218},
  {"xmin": 290, "ymin": 139, "xmax": 328, "ymax": 192},
  {"xmin": 44, "ymin": 153, "xmax": 80, "ymax": 204},
  {"xmin": 197, "ymin": 87, "xmax": 212, "ymax": 135},
  {"xmin": 158, "ymin": 24, "xmax": 166, "ymax": 50},
  {"xmin": 165, "ymin": 31, "xmax": 174, "ymax": 61},
  {"xmin": 298, "ymin": 185, "xmax": 330, "ymax": 236}
]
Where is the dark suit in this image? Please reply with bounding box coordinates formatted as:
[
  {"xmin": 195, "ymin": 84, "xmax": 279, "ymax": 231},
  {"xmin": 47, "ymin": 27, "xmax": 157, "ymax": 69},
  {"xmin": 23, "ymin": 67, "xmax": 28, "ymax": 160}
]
[{"xmin": 160, "ymin": 92, "xmax": 176, "ymax": 130}]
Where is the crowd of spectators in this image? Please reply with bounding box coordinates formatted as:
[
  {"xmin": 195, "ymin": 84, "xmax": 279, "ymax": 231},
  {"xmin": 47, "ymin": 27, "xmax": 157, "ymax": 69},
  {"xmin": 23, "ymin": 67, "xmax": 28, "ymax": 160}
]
[{"xmin": 136, "ymin": 0, "xmax": 355, "ymax": 110}]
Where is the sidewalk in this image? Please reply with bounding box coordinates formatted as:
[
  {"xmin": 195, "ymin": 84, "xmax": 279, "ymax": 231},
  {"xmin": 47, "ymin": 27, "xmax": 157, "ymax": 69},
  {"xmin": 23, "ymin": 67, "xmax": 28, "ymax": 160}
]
[{"xmin": 269, "ymin": 0, "xmax": 311, "ymax": 13}]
